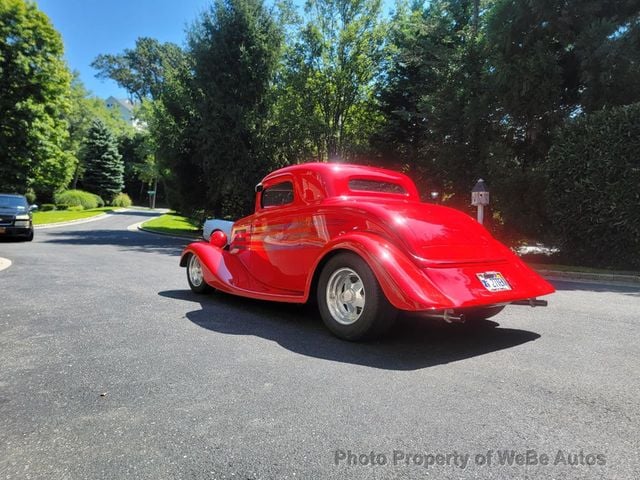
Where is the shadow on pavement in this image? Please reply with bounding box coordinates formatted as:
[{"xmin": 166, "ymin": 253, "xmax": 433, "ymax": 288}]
[
  {"xmin": 159, "ymin": 289, "xmax": 541, "ymax": 371},
  {"xmin": 42, "ymin": 229, "xmax": 187, "ymax": 255}
]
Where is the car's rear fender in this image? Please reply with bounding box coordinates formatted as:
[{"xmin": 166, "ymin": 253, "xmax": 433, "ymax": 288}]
[{"xmin": 306, "ymin": 232, "xmax": 456, "ymax": 311}]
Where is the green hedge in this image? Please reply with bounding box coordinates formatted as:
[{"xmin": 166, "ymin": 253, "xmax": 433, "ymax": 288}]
[
  {"xmin": 545, "ymin": 103, "xmax": 640, "ymax": 269},
  {"xmin": 111, "ymin": 192, "xmax": 132, "ymax": 207},
  {"xmin": 53, "ymin": 190, "xmax": 104, "ymax": 210}
]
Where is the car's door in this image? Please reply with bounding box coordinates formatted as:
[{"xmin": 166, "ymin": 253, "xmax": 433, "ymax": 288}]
[{"xmin": 250, "ymin": 172, "xmax": 330, "ymax": 293}]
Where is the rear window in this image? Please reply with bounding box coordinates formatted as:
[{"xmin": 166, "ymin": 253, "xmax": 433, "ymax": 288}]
[{"xmin": 348, "ymin": 179, "xmax": 406, "ymax": 195}]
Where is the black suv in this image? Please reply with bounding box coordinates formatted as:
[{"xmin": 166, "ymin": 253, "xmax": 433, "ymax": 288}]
[{"xmin": 0, "ymin": 194, "xmax": 36, "ymax": 241}]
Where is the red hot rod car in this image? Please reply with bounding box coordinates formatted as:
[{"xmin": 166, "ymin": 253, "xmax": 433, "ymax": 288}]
[{"xmin": 180, "ymin": 163, "xmax": 554, "ymax": 340}]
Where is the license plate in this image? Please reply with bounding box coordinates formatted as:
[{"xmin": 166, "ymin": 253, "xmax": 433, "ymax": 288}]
[
  {"xmin": 477, "ymin": 271, "xmax": 511, "ymax": 292},
  {"xmin": 0, "ymin": 227, "xmax": 5, "ymax": 234}
]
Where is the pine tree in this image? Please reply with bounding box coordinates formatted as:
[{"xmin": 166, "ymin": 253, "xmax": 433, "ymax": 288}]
[{"xmin": 82, "ymin": 119, "xmax": 124, "ymax": 201}]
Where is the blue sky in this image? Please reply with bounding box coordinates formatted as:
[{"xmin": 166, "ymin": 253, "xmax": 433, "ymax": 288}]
[
  {"xmin": 37, "ymin": 0, "xmax": 398, "ymax": 100},
  {"xmin": 37, "ymin": 0, "xmax": 212, "ymax": 99}
]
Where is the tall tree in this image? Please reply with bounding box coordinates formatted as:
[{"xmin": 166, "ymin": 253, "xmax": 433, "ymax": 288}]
[
  {"xmin": 275, "ymin": 0, "xmax": 386, "ymax": 161},
  {"xmin": 66, "ymin": 74, "xmax": 132, "ymax": 188},
  {"xmin": 82, "ymin": 119, "xmax": 124, "ymax": 201},
  {"xmin": 92, "ymin": 37, "xmax": 185, "ymax": 102},
  {"xmin": 375, "ymin": 0, "xmax": 490, "ymax": 202},
  {"xmin": 0, "ymin": 0, "xmax": 73, "ymax": 200},
  {"xmin": 485, "ymin": 0, "xmax": 640, "ymax": 235},
  {"xmin": 188, "ymin": 0, "xmax": 283, "ymax": 217}
]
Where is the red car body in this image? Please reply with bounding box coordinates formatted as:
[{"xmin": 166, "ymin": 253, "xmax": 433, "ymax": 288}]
[{"xmin": 180, "ymin": 163, "xmax": 554, "ymax": 322}]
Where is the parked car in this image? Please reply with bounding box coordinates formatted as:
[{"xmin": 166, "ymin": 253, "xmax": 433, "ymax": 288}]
[
  {"xmin": 180, "ymin": 163, "xmax": 554, "ymax": 340},
  {"xmin": 0, "ymin": 194, "xmax": 36, "ymax": 241}
]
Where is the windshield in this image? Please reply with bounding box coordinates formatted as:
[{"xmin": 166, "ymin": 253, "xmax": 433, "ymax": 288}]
[{"xmin": 0, "ymin": 195, "xmax": 28, "ymax": 209}]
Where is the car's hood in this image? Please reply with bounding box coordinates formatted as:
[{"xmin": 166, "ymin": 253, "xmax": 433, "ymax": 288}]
[{"xmin": 330, "ymin": 198, "xmax": 511, "ymax": 265}]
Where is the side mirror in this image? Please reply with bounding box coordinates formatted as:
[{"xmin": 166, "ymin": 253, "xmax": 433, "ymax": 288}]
[
  {"xmin": 209, "ymin": 230, "xmax": 227, "ymax": 248},
  {"xmin": 255, "ymin": 184, "xmax": 263, "ymax": 193},
  {"xmin": 29, "ymin": 204, "xmax": 38, "ymax": 212}
]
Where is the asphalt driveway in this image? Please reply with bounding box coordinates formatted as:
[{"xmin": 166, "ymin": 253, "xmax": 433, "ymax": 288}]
[{"xmin": 1, "ymin": 210, "xmax": 638, "ymax": 479}]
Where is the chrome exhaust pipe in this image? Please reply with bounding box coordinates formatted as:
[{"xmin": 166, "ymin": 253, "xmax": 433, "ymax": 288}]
[
  {"xmin": 511, "ymin": 298, "xmax": 548, "ymax": 307},
  {"xmin": 443, "ymin": 309, "xmax": 466, "ymax": 324}
]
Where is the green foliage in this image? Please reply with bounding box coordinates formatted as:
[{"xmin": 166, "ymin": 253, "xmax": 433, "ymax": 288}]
[
  {"xmin": 375, "ymin": 0, "xmax": 489, "ymax": 206},
  {"xmin": 187, "ymin": 0, "xmax": 283, "ymax": 217},
  {"xmin": 66, "ymin": 74, "xmax": 133, "ymax": 188},
  {"xmin": 92, "ymin": 37, "xmax": 185, "ymax": 102},
  {"xmin": 0, "ymin": 0, "xmax": 74, "ymax": 200},
  {"xmin": 273, "ymin": 0, "xmax": 386, "ymax": 161},
  {"xmin": 82, "ymin": 119, "xmax": 124, "ymax": 200},
  {"xmin": 544, "ymin": 104, "xmax": 640, "ymax": 269},
  {"xmin": 54, "ymin": 189, "xmax": 102, "ymax": 210},
  {"xmin": 67, "ymin": 205, "xmax": 84, "ymax": 212},
  {"xmin": 111, "ymin": 192, "xmax": 132, "ymax": 207},
  {"xmin": 40, "ymin": 204, "xmax": 56, "ymax": 211}
]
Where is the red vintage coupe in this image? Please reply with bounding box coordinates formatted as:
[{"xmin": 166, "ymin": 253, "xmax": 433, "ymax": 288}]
[{"xmin": 180, "ymin": 163, "xmax": 554, "ymax": 340}]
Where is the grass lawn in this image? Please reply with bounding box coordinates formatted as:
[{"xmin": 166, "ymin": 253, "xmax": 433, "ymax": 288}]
[
  {"xmin": 33, "ymin": 207, "xmax": 117, "ymax": 225},
  {"xmin": 140, "ymin": 212, "xmax": 201, "ymax": 238}
]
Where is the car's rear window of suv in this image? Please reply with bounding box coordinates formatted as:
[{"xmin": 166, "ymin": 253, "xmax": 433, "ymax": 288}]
[{"xmin": 348, "ymin": 179, "xmax": 407, "ymax": 194}]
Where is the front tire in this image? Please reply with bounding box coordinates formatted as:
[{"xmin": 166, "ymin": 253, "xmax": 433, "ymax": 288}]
[
  {"xmin": 186, "ymin": 253, "xmax": 212, "ymax": 294},
  {"xmin": 317, "ymin": 252, "xmax": 396, "ymax": 341}
]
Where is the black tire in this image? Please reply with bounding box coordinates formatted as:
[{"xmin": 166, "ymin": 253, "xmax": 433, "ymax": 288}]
[
  {"xmin": 459, "ymin": 305, "xmax": 505, "ymax": 322},
  {"xmin": 317, "ymin": 252, "xmax": 397, "ymax": 341},
  {"xmin": 25, "ymin": 229, "xmax": 34, "ymax": 242},
  {"xmin": 186, "ymin": 253, "xmax": 212, "ymax": 294}
]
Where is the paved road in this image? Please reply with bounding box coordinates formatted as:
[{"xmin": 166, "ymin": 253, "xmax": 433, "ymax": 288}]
[{"xmin": 1, "ymin": 210, "xmax": 638, "ymax": 479}]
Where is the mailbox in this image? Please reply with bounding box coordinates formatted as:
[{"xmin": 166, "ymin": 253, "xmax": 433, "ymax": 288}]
[{"xmin": 471, "ymin": 179, "xmax": 489, "ymax": 224}]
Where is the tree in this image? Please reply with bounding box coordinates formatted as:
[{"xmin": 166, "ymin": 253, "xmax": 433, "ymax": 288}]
[
  {"xmin": 188, "ymin": 0, "xmax": 283, "ymax": 217},
  {"xmin": 375, "ymin": 0, "xmax": 490, "ymax": 203},
  {"xmin": 274, "ymin": 0, "xmax": 386, "ymax": 161},
  {"xmin": 0, "ymin": 0, "xmax": 73, "ymax": 200},
  {"xmin": 485, "ymin": 0, "xmax": 640, "ymax": 235},
  {"xmin": 92, "ymin": 37, "xmax": 185, "ymax": 102},
  {"xmin": 82, "ymin": 119, "xmax": 124, "ymax": 201},
  {"xmin": 66, "ymin": 74, "xmax": 132, "ymax": 188}
]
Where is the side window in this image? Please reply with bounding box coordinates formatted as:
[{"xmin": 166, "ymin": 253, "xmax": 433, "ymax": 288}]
[{"xmin": 261, "ymin": 181, "xmax": 294, "ymax": 208}]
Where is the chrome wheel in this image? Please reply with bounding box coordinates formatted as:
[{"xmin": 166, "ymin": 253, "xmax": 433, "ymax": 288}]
[
  {"xmin": 326, "ymin": 267, "xmax": 366, "ymax": 326},
  {"xmin": 188, "ymin": 254, "xmax": 204, "ymax": 287}
]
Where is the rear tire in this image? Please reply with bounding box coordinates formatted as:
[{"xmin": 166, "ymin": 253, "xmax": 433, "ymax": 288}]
[
  {"xmin": 186, "ymin": 253, "xmax": 212, "ymax": 294},
  {"xmin": 317, "ymin": 252, "xmax": 396, "ymax": 341}
]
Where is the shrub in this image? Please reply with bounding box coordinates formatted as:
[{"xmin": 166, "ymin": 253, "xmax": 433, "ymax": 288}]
[
  {"xmin": 544, "ymin": 103, "xmax": 640, "ymax": 269},
  {"xmin": 68, "ymin": 205, "xmax": 84, "ymax": 211},
  {"xmin": 25, "ymin": 189, "xmax": 36, "ymax": 204},
  {"xmin": 54, "ymin": 190, "xmax": 99, "ymax": 210},
  {"xmin": 40, "ymin": 204, "xmax": 56, "ymax": 211},
  {"xmin": 111, "ymin": 192, "xmax": 132, "ymax": 207},
  {"xmin": 55, "ymin": 204, "xmax": 71, "ymax": 211}
]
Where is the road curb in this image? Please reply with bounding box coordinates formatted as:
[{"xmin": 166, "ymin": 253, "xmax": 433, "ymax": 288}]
[
  {"xmin": 0, "ymin": 257, "xmax": 11, "ymax": 272},
  {"xmin": 539, "ymin": 269, "xmax": 640, "ymax": 286},
  {"xmin": 134, "ymin": 224, "xmax": 201, "ymax": 240}
]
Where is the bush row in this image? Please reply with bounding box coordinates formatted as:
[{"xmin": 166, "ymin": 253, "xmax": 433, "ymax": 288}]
[{"xmin": 545, "ymin": 102, "xmax": 640, "ymax": 269}]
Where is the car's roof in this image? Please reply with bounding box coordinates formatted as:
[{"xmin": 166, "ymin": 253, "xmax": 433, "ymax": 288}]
[
  {"xmin": 261, "ymin": 162, "xmax": 420, "ymax": 199},
  {"xmin": 262, "ymin": 162, "xmax": 403, "ymax": 179},
  {"xmin": 0, "ymin": 193, "xmax": 26, "ymax": 198}
]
